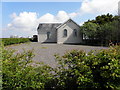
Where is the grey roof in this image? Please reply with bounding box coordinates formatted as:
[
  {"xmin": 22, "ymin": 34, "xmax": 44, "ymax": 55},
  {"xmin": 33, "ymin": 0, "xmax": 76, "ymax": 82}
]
[
  {"xmin": 56, "ymin": 19, "xmax": 80, "ymax": 29},
  {"xmin": 37, "ymin": 19, "xmax": 80, "ymax": 31},
  {"xmin": 37, "ymin": 23, "xmax": 61, "ymax": 31}
]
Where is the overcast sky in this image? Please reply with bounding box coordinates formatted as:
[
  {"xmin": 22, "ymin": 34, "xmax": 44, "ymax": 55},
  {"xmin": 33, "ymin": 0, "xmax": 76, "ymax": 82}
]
[{"xmin": 2, "ymin": 0, "xmax": 119, "ymax": 38}]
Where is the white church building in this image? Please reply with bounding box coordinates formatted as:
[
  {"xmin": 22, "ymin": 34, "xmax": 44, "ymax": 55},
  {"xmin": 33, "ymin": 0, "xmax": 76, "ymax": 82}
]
[{"xmin": 37, "ymin": 19, "xmax": 83, "ymax": 44}]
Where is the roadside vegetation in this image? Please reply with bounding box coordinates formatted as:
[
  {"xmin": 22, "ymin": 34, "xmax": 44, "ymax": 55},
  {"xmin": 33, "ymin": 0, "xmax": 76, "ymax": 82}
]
[
  {"xmin": 2, "ymin": 43, "xmax": 120, "ymax": 89},
  {"xmin": 2, "ymin": 38, "xmax": 30, "ymax": 46}
]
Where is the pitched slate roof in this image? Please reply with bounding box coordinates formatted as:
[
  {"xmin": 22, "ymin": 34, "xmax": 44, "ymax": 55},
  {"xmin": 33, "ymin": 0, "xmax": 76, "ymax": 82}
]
[
  {"xmin": 56, "ymin": 18, "xmax": 80, "ymax": 29},
  {"xmin": 37, "ymin": 19, "xmax": 80, "ymax": 31},
  {"xmin": 37, "ymin": 23, "xmax": 61, "ymax": 31}
]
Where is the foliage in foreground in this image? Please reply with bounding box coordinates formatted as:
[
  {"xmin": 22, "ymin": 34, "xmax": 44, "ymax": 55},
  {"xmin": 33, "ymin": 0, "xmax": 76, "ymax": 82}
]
[
  {"xmin": 53, "ymin": 46, "xmax": 120, "ymax": 89},
  {"xmin": 2, "ymin": 45, "xmax": 120, "ymax": 89},
  {"xmin": 0, "ymin": 43, "xmax": 2, "ymax": 90},
  {"xmin": 2, "ymin": 38, "xmax": 30, "ymax": 46},
  {"xmin": 2, "ymin": 46, "xmax": 53, "ymax": 89}
]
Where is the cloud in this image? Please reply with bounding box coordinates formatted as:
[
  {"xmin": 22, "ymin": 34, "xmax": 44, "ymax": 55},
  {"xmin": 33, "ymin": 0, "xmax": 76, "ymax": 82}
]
[
  {"xmin": 69, "ymin": 12, "xmax": 78, "ymax": 18},
  {"xmin": 80, "ymin": 0, "xmax": 119, "ymax": 15},
  {"xmin": 38, "ymin": 11, "xmax": 77, "ymax": 23},
  {"xmin": 38, "ymin": 13, "xmax": 56, "ymax": 23},
  {"xmin": 6, "ymin": 12, "xmax": 38, "ymax": 37},
  {"xmin": 5, "ymin": 0, "xmax": 119, "ymax": 37},
  {"xmin": 77, "ymin": 0, "xmax": 119, "ymax": 26},
  {"xmin": 6, "ymin": 11, "xmax": 78, "ymax": 37},
  {"xmin": 56, "ymin": 11, "xmax": 69, "ymax": 22}
]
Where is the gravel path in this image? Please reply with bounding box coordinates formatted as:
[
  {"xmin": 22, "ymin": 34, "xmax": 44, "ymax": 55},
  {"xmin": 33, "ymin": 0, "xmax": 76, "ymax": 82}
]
[{"xmin": 7, "ymin": 42, "xmax": 107, "ymax": 67}]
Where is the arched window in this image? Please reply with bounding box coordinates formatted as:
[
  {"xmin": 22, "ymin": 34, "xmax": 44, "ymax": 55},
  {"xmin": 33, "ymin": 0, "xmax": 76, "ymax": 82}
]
[
  {"xmin": 63, "ymin": 29, "xmax": 67, "ymax": 37},
  {"xmin": 73, "ymin": 29, "xmax": 77, "ymax": 37},
  {"xmin": 47, "ymin": 32, "xmax": 50, "ymax": 39}
]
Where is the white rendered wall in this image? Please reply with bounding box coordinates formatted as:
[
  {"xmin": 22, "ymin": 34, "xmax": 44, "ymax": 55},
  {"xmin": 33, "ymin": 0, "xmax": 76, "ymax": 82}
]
[
  {"xmin": 37, "ymin": 24, "xmax": 58, "ymax": 43},
  {"xmin": 57, "ymin": 21, "xmax": 82, "ymax": 44}
]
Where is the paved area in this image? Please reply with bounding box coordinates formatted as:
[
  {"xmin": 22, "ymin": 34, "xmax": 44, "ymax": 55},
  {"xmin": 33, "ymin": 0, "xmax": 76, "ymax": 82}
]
[{"xmin": 7, "ymin": 42, "xmax": 107, "ymax": 67}]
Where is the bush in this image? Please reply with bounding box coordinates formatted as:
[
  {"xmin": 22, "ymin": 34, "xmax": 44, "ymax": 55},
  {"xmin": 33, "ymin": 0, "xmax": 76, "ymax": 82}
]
[
  {"xmin": 2, "ymin": 46, "xmax": 53, "ymax": 89},
  {"xmin": 53, "ymin": 46, "xmax": 120, "ymax": 89},
  {"xmin": 1, "ymin": 41, "xmax": 120, "ymax": 89},
  {"xmin": 2, "ymin": 38, "xmax": 30, "ymax": 46}
]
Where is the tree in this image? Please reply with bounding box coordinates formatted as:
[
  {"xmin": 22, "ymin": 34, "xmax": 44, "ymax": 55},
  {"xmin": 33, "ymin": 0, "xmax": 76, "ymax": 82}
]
[
  {"xmin": 98, "ymin": 19, "xmax": 120, "ymax": 46},
  {"xmin": 80, "ymin": 22, "xmax": 99, "ymax": 45},
  {"xmin": 81, "ymin": 22, "xmax": 99, "ymax": 40},
  {"xmin": 81, "ymin": 14, "xmax": 120, "ymax": 46},
  {"xmin": 85, "ymin": 13, "xmax": 115, "ymax": 25}
]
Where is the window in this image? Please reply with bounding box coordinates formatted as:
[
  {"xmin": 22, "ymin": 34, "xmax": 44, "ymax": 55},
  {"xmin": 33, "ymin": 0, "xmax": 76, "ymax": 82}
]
[
  {"xmin": 73, "ymin": 29, "xmax": 77, "ymax": 37},
  {"xmin": 63, "ymin": 29, "xmax": 67, "ymax": 37},
  {"xmin": 47, "ymin": 32, "xmax": 50, "ymax": 39}
]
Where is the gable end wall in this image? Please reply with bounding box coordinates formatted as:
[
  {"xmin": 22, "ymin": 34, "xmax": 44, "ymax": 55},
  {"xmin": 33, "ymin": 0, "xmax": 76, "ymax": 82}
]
[{"xmin": 57, "ymin": 20, "xmax": 82, "ymax": 44}]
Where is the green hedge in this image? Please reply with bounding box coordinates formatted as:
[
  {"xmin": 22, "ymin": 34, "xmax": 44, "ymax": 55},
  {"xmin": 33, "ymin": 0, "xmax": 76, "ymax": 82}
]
[
  {"xmin": 2, "ymin": 46, "xmax": 53, "ymax": 89},
  {"xmin": 2, "ymin": 38, "xmax": 30, "ymax": 46},
  {"xmin": 53, "ymin": 45, "xmax": 120, "ymax": 89},
  {"xmin": 1, "ymin": 44, "xmax": 120, "ymax": 89}
]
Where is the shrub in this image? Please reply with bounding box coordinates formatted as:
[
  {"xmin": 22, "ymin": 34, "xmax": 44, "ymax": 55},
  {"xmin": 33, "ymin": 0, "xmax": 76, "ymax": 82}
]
[
  {"xmin": 54, "ymin": 46, "xmax": 120, "ymax": 89},
  {"xmin": 2, "ymin": 46, "xmax": 53, "ymax": 89},
  {"xmin": 2, "ymin": 41, "xmax": 120, "ymax": 89}
]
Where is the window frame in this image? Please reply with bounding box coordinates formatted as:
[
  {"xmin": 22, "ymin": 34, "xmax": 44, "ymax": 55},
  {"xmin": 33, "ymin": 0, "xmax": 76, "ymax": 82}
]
[
  {"xmin": 63, "ymin": 29, "xmax": 67, "ymax": 37},
  {"xmin": 47, "ymin": 32, "xmax": 50, "ymax": 40},
  {"xmin": 73, "ymin": 29, "xmax": 77, "ymax": 37}
]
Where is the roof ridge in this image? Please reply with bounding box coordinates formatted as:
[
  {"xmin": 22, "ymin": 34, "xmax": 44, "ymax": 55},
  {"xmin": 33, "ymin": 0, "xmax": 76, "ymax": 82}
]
[{"xmin": 56, "ymin": 18, "xmax": 80, "ymax": 29}]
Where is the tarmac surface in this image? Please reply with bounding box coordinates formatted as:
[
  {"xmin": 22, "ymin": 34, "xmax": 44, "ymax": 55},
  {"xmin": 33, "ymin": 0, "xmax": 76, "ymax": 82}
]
[{"xmin": 7, "ymin": 42, "xmax": 107, "ymax": 67}]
